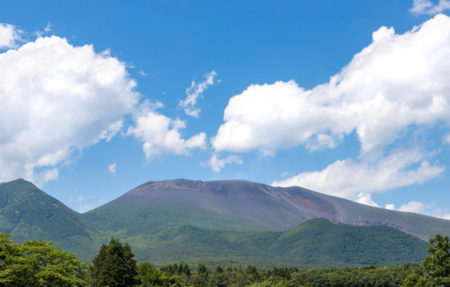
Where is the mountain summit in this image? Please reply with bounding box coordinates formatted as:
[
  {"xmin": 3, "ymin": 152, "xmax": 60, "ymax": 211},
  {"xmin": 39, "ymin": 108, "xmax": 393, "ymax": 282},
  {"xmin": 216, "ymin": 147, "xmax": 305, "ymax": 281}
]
[
  {"xmin": 85, "ymin": 179, "xmax": 450, "ymax": 239},
  {"xmin": 0, "ymin": 178, "xmax": 446, "ymax": 264}
]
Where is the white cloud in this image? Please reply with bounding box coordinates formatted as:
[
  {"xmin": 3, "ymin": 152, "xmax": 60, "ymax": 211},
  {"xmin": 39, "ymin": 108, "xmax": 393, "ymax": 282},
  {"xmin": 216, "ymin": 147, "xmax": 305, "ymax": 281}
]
[
  {"xmin": 108, "ymin": 163, "xmax": 117, "ymax": 175},
  {"xmin": 410, "ymin": 0, "xmax": 450, "ymax": 14},
  {"xmin": 138, "ymin": 70, "xmax": 149, "ymax": 76},
  {"xmin": 398, "ymin": 201, "xmax": 426, "ymax": 213},
  {"xmin": 35, "ymin": 22, "xmax": 52, "ymax": 38},
  {"xmin": 213, "ymin": 15, "xmax": 450, "ymax": 155},
  {"xmin": 44, "ymin": 22, "xmax": 52, "ymax": 33},
  {"xmin": 396, "ymin": 200, "xmax": 450, "ymax": 220},
  {"xmin": 205, "ymin": 153, "xmax": 243, "ymax": 172},
  {"xmin": 71, "ymin": 195, "xmax": 97, "ymax": 213},
  {"xmin": 179, "ymin": 71, "xmax": 217, "ymax": 118},
  {"xmin": 0, "ymin": 23, "xmax": 19, "ymax": 48},
  {"xmin": 272, "ymin": 150, "xmax": 444, "ymax": 206},
  {"xmin": 76, "ymin": 195, "xmax": 95, "ymax": 202},
  {"xmin": 0, "ymin": 34, "xmax": 138, "ymax": 183},
  {"xmin": 128, "ymin": 103, "xmax": 206, "ymax": 160},
  {"xmin": 385, "ymin": 203, "xmax": 396, "ymax": 210}
]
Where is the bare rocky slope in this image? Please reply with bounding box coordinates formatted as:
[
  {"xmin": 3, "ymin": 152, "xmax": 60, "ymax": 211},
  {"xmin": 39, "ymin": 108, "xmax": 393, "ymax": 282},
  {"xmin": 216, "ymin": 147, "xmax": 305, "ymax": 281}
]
[{"xmin": 85, "ymin": 179, "xmax": 450, "ymax": 240}]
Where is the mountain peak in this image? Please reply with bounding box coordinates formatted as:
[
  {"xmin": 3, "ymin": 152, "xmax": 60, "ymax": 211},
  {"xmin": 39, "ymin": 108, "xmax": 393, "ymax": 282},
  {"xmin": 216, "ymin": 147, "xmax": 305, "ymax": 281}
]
[
  {"xmin": 86, "ymin": 178, "xmax": 450, "ymax": 239},
  {"xmin": 2, "ymin": 178, "xmax": 35, "ymax": 186}
]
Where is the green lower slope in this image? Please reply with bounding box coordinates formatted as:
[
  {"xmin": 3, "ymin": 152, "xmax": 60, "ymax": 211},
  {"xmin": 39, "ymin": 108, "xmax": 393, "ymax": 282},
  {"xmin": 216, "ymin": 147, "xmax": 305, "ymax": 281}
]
[
  {"xmin": 84, "ymin": 204, "xmax": 268, "ymax": 237},
  {"xmin": 119, "ymin": 218, "xmax": 427, "ymax": 266},
  {"xmin": 269, "ymin": 219, "xmax": 427, "ymax": 265}
]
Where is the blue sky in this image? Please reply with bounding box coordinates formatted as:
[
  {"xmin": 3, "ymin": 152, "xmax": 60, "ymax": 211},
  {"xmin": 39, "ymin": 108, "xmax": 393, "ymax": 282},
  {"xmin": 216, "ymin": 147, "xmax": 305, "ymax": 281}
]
[{"xmin": 1, "ymin": 0, "xmax": 450, "ymax": 217}]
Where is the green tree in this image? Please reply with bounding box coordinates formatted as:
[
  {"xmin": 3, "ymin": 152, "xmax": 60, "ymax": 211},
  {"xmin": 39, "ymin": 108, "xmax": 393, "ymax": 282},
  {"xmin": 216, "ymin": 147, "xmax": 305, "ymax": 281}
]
[
  {"xmin": 0, "ymin": 233, "xmax": 88, "ymax": 287},
  {"xmin": 90, "ymin": 237, "xmax": 139, "ymax": 287},
  {"xmin": 402, "ymin": 274, "xmax": 426, "ymax": 287},
  {"xmin": 137, "ymin": 262, "xmax": 182, "ymax": 287},
  {"xmin": 423, "ymin": 234, "xmax": 450, "ymax": 287}
]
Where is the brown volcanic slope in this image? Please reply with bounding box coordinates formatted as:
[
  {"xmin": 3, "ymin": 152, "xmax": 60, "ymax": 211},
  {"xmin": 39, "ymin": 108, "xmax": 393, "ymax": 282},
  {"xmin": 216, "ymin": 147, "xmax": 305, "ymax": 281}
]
[{"xmin": 84, "ymin": 179, "xmax": 450, "ymax": 239}]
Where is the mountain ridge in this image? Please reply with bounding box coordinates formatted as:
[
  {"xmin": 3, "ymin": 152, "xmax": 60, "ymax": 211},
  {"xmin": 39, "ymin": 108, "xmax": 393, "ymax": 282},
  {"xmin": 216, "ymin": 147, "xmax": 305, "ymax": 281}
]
[
  {"xmin": 0, "ymin": 178, "xmax": 99, "ymax": 259},
  {"xmin": 0, "ymin": 178, "xmax": 448, "ymax": 265},
  {"xmin": 85, "ymin": 178, "xmax": 450, "ymax": 240}
]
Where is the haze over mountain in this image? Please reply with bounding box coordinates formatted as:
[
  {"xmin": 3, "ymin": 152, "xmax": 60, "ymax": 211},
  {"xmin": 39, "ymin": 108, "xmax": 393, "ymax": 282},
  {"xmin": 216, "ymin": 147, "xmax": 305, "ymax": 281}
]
[
  {"xmin": 86, "ymin": 179, "xmax": 450, "ymax": 240},
  {"xmin": 0, "ymin": 178, "xmax": 447, "ymax": 265}
]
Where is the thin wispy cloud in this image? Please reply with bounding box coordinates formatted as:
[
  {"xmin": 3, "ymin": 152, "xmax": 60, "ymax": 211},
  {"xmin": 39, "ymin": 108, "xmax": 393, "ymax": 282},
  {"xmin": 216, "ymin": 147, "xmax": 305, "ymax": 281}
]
[
  {"xmin": 35, "ymin": 21, "xmax": 52, "ymax": 38},
  {"xmin": 204, "ymin": 153, "xmax": 243, "ymax": 172},
  {"xmin": 385, "ymin": 200, "xmax": 450, "ymax": 220},
  {"xmin": 410, "ymin": 0, "xmax": 450, "ymax": 14},
  {"xmin": 273, "ymin": 150, "xmax": 444, "ymax": 207},
  {"xmin": 108, "ymin": 163, "xmax": 117, "ymax": 175},
  {"xmin": 179, "ymin": 71, "xmax": 218, "ymax": 118}
]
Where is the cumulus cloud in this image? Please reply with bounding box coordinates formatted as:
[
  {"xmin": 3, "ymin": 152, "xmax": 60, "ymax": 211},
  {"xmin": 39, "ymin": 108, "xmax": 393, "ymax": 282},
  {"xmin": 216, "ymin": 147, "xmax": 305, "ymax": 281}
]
[
  {"xmin": 397, "ymin": 201, "xmax": 450, "ymax": 219},
  {"xmin": 374, "ymin": 200, "xmax": 450, "ymax": 219},
  {"xmin": 205, "ymin": 153, "xmax": 243, "ymax": 172},
  {"xmin": 108, "ymin": 163, "xmax": 117, "ymax": 175},
  {"xmin": 0, "ymin": 23, "xmax": 19, "ymax": 48},
  {"xmin": 398, "ymin": 201, "xmax": 426, "ymax": 213},
  {"xmin": 410, "ymin": 0, "xmax": 450, "ymax": 15},
  {"xmin": 128, "ymin": 103, "xmax": 207, "ymax": 160},
  {"xmin": 213, "ymin": 15, "xmax": 450, "ymax": 154},
  {"xmin": 0, "ymin": 35, "xmax": 138, "ymax": 183},
  {"xmin": 272, "ymin": 150, "xmax": 444, "ymax": 206},
  {"xmin": 179, "ymin": 71, "xmax": 217, "ymax": 118},
  {"xmin": 385, "ymin": 203, "xmax": 396, "ymax": 210},
  {"xmin": 213, "ymin": 15, "xmax": 450, "ymax": 205}
]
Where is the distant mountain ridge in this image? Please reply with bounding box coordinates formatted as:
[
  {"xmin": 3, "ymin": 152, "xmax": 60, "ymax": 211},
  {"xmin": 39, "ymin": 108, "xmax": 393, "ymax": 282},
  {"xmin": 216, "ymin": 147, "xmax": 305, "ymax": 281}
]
[
  {"xmin": 125, "ymin": 218, "xmax": 427, "ymax": 266},
  {"xmin": 86, "ymin": 179, "xmax": 450, "ymax": 240},
  {"xmin": 0, "ymin": 178, "xmax": 448, "ymax": 265}
]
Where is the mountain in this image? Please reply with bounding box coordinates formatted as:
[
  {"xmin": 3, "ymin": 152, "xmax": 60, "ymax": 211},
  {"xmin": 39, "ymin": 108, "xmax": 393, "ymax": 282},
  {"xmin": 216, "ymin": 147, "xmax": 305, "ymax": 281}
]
[
  {"xmin": 84, "ymin": 179, "xmax": 450, "ymax": 240},
  {"xmin": 0, "ymin": 178, "xmax": 445, "ymax": 266},
  {"xmin": 126, "ymin": 218, "xmax": 427, "ymax": 266},
  {"xmin": 0, "ymin": 179, "xmax": 98, "ymax": 259}
]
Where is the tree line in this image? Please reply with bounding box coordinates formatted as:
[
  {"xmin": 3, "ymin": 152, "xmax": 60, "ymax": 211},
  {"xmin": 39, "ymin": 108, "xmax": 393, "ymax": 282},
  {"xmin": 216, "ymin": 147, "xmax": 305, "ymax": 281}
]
[{"xmin": 0, "ymin": 232, "xmax": 448, "ymax": 286}]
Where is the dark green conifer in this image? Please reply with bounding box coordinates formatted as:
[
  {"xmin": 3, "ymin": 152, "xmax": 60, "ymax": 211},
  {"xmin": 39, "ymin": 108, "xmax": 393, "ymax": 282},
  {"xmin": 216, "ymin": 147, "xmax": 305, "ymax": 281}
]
[{"xmin": 90, "ymin": 237, "xmax": 139, "ymax": 287}]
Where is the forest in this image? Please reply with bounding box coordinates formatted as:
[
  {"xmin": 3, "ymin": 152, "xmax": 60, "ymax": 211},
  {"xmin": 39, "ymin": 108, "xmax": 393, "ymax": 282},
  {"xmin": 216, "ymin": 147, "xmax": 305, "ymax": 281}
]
[{"xmin": 0, "ymin": 232, "xmax": 448, "ymax": 287}]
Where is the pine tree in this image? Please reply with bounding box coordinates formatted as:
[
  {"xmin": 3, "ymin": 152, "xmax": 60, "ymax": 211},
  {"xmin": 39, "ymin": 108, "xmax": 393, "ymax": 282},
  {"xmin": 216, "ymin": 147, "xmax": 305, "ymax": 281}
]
[
  {"xmin": 90, "ymin": 238, "xmax": 139, "ymax": 287},
  {"xmin": 423, "ymin": 234, "xmax": 450, "ymax": 286}
]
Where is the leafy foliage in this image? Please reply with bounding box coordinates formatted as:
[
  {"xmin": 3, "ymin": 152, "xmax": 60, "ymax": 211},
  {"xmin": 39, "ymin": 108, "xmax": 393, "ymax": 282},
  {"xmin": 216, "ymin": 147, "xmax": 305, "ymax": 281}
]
[
  {"xmin": 0, "ymin": 233, "xmax": 88, "ymax": 286},
  {"xmin": 0, "ymin": 232, "xmax": 445, "ymax": 287},
  {"xmin": 137, "ymin": 262, "xmax": 182, "ymax": 287},
  {"xmin": 156, "ymin": 262, "xmax": 426, "ymax": 287}
]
